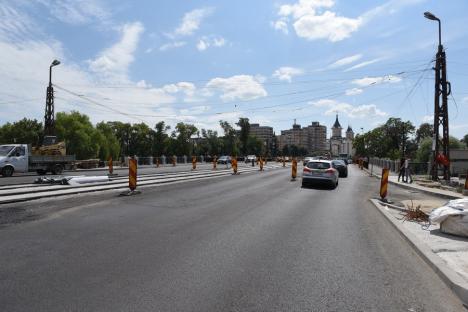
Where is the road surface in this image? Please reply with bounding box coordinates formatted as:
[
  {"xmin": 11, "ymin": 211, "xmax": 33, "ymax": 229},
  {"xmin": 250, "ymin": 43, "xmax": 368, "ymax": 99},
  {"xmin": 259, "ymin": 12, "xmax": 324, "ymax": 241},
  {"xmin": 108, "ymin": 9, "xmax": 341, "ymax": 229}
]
[{"xmin": 0, "ymin": 165, "xmax": 465, "ymax": 311}]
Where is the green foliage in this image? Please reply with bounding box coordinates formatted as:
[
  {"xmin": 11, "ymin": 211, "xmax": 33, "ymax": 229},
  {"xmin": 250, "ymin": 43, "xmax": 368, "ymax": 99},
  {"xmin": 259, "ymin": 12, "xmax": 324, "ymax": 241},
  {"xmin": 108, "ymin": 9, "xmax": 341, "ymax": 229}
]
[
  {"xmin": 246, "ymin": 136, "xmax": 264, "ymax": 155},
  {"xmin": 96, "ymin": 122, "xmax": 120, "ymax": 160},
  {"xmin": 462, "ymin": 134, "xmax": 468, "ymax": 148},
  {"xmin": 56, "ymin": 111, "xmax": 101, "ymax": 160},
  {"xmin": 219, "ymin": 120, "xmax": 239, "ymax": 156},
  {"xmin": 171, "ymin": 122, "xmax": 198, "ymax": 156},
  {"xmin": 416, "ymin": 123, "xmax": 433, "ymax": 143},
  {"xmin": 353, "ymin": 117, "xmax": 415, "ymax": 160},
  {"xmin": 236, "ymin": 117, "xmax": 250, "ymax": 155},
  {"xmin": 0, "ymin": 118, "xmax": 43, "ymax": 145}
]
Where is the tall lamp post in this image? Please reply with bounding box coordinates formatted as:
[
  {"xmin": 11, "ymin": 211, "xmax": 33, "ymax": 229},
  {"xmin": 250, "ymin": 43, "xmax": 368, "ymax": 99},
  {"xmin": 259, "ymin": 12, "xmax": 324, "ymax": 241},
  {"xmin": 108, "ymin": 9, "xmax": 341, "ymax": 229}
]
[
  {"xmin": 44, "ymin": 59, "xmax": 60, "ymax": 140},
  {"xmin": 424, "ymin": 12, "xmax": 451, "ymax": 181}
]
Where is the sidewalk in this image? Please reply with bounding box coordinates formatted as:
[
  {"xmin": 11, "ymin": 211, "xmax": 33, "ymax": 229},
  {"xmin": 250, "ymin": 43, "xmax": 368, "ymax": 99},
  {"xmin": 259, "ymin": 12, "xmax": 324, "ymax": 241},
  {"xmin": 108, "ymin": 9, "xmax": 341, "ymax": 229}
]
[
  {"xmin": 363, "ymin": 164, "xmax": 466, "ymax": 200},
  {"xmin": 363, "ymin": 163, "xmax": 468, "ymax": 305}
]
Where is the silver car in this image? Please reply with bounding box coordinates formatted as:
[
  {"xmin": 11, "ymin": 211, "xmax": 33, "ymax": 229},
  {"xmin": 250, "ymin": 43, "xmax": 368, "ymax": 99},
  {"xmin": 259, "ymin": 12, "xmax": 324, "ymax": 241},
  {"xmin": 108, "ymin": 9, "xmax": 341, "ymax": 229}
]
[{"xmin": 301, "ymin": 160, "xmax": 339, "ymax": 189}]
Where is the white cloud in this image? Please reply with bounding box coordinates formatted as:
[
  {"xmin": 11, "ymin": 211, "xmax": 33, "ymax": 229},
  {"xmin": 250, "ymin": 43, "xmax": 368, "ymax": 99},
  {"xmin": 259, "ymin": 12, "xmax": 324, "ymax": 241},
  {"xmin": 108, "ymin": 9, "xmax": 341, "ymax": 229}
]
[
  {"xmin": 352, "ymin": 75, "xmax": 402, "ymax": 87},
  {"xmin": 328, "ymin": 54, "xmax": 362, "ymax": 68},
  {"xmin": 344, "ymin": 58, "xmax": 382, "ymax": 71},
  {"xmin": 37, "ymin": 0, "xmax": 111, "ymax": 26},
  {"xmin": 206, "ymin": 75, "xmax": 267, "ymax": 101},
  {"xmin": 174, "ymin": 7, "xmax": 214, "ymax": 36},
  {"xmin": 274, "ymin": 0, "xmax": 361, "ymax": 42},
  {"xmin": 88, "ymin": 22, "xmax": 144, "ymax": 82},
  {"xmin": 274, "ymin": 0, "xmax": 425, "ymax": 42},
  {"xmin": 159, "ymin": 41, "xmax": 186, "ymax": 51},
  {"xmin": 311, "ymin": 99, "xmax": 387, "ymax": 118},
  {"xmin": 272, "ymin": 66, "xmax": 304, "ymax": 82},
  {"xmin": 272, "ymin": 20, "xmax": 289, "ymax": 34},
  {"xmin": 196, "ymin": 36, "xmax": 226, "ymax": 51},
  {"xmin": 462, "ymin": 96, "xmax": 468, "ymax": 104},
  {"xmin": 421, "ymin": 115, "xmax": 433, "ymax": 122},
  {"xmin": 293, "ymin": 11, "xmax": 362, "ymax": 42},
  {"xmin": 345, "ymin": 88, "xmax": 363, "ymax": 96}
]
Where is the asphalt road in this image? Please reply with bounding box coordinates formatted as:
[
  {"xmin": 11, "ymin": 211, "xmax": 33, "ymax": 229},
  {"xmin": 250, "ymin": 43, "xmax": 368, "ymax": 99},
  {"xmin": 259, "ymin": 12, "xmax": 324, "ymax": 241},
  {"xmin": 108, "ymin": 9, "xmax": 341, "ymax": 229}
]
[{"xmin": 0, "ymin": 166, "xmax": 465, "ymax": 311}]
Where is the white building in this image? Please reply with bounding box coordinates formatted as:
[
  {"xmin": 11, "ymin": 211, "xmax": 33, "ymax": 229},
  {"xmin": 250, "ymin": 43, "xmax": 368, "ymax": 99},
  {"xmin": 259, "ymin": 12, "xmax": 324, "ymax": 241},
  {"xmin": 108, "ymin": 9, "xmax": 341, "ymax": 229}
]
[{"xmin": 329, "ymin": 114, "xmax": 355, "ymax": 157}]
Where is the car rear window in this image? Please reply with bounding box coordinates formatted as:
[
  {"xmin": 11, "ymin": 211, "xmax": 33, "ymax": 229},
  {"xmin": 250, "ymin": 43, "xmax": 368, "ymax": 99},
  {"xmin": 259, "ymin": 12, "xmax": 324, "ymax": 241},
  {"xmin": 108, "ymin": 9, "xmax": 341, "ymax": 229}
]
[{"xmin": 306, "ymin": 162, "xmax": 330, "ymax": 169}]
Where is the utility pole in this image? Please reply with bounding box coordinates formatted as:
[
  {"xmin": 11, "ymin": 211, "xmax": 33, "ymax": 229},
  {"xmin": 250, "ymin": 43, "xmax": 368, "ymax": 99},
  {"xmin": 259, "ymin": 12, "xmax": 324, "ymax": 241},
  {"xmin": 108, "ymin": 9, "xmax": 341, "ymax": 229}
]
[
  {"xmin": 44, "ymin": 59, "xmax": 60, "ymax": 140},
  {"xmin": 424, "ymin": 12, "xmax": 451, "ymax": 181}
]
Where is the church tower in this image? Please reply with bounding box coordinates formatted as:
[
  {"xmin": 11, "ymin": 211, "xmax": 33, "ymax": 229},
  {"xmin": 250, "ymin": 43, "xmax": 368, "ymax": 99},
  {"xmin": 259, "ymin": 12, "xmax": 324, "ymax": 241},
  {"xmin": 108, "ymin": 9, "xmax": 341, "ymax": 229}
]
[
  {"xmin": 346, "ymin": 125, "xmax": 354, "ymax": 140},
  {"xmin": 331, "ymin": 114, "xmax": 342, "ymax": 138}
]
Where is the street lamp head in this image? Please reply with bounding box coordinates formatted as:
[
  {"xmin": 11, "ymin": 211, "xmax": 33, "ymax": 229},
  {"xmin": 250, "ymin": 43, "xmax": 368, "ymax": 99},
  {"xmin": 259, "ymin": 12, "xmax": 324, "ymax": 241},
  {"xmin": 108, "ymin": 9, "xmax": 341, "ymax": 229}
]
[
  {"xmin": 424, "ymin": 11, "xmax": 439, "ymax": 21},
  {"xmin": 51, "ymin": 59, "xmax": 61, "ymax": 67}
]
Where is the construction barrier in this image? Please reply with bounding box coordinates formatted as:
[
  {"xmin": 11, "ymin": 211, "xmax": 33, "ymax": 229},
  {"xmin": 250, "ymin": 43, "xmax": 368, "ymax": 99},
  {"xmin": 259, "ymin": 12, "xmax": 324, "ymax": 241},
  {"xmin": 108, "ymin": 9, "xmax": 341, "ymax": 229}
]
[
  {"xmin": 192, "ymin": 156, "xmax": 197, "ymax": 170},
  {"xmin": 259, "ymin": 157, "xmax": 264, "ymax": 171},
  {"xmin": 120, "ymin": 158, "xmax": 141, "ymax": 196},
  {"xmin": 156, "ymin": 158, "xmax": 160, "ymax": 168},
  {"xmin": 213, "ymin": 156, "xmax": 217, "ymax": 170},
  {"xmin": 108, "ymin": 156, "xmax": 113, "ymax": 175},
  {"xmin": 232, "ymin": 157, "xmax": 238, "ymax": 174},
  {"xmin": 172, "ymin": 155, "xmax": 176, "ymax": 167},
  {"xmin": 380, "ymin": 168, "xmax": 389, "ymax": 200},
  {"xmin": 465, "ymin": 169, "xmax": 468, "ymax": 191},
  {"xmin": 291, "ymin": 158, "xmax": 297, "ymax": 181}
]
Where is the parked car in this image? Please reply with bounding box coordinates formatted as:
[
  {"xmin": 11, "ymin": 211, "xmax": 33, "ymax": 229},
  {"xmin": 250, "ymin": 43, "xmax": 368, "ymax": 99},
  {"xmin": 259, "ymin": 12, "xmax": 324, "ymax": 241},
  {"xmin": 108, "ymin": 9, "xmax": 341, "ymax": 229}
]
[
  {"xmin": 302, "ymin": 160, "xmax": 339, "ymax": 188},
  {"xmin": 332, "ymin": 159, "xmax": 348, "ymax": 177},
  {"xmin": 303, "ymin": 156, "xmax": 314, "ymax": 166},
  {"xmin": 217, "ymin": 156, "xmax": 231, "ymax": 164},
  {"xmin": 245, "ymin": 155, "xmax": 256, "ymax": 163}
]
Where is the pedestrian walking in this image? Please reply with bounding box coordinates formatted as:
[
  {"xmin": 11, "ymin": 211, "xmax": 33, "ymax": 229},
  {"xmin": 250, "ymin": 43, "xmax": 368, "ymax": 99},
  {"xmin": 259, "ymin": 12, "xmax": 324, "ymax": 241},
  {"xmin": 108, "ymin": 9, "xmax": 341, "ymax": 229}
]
[
  {"xmin": 398, "ymin": 158, "xmax": 405, "ymax": 182},
  {"xmin": 404, "ymin": 158, "xmax": 413, "ymax": 183}
]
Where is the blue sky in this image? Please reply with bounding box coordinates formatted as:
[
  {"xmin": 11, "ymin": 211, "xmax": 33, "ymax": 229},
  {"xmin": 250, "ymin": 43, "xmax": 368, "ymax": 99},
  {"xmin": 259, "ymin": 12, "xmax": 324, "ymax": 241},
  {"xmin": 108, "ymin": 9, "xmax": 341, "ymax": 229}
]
[{"xmin": 1, "ymin": 0, "xmax": 468, "ymax": 138}]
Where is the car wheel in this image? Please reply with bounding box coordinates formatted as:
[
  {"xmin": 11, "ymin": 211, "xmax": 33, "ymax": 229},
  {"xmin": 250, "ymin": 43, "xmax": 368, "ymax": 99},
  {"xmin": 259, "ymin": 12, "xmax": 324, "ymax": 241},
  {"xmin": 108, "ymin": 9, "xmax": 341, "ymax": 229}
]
[
  {"xmin": 1, "ymin": 166, "xmax": 14, "ymax": 177},
  {"xmin": 51, "ymin": 164, "xmax": 64, "ymax": 175}
]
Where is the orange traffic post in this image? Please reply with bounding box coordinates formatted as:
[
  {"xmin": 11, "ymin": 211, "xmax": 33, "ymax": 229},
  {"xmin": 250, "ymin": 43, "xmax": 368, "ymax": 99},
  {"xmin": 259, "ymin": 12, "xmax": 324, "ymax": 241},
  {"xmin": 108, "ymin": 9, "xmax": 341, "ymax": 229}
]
[
  {"xmin": 108, "ymin": 156, "xmax": 113, "ymax": 175},
  {"xmin": 259, "ymin": 157, "xmax": 264, "ymax": 171},
  {"xmin": 231, "ymin": 156, "xmax": 238, "ymax": 175},
  {"xmin": 380, "ymin": 168, "xmax": 389, "ymax": 201},
  {"xmin": 120, "ymin": 157, "xmax": 141, "ymax": 196},
  {"xmin": 463, "ymin": 169, "xmax": 468, "ymax": 195},
  {"xmin": 155, "ymin": 157, "xmax": 160, "ymax": 168},
  {"xmin": 192, "ymin": 156, "xmax": 197, "ymax": 170},
  {"xmin": 213, "ymin": 156, "xmax": 217, "ymax": 170},
  {"xmin": 291, "ymin": 158, "xmax": 297, "ymax": 181},
  {"xmin": 172, "ymin": 155, "xmax": 176, "ymax": 167}
]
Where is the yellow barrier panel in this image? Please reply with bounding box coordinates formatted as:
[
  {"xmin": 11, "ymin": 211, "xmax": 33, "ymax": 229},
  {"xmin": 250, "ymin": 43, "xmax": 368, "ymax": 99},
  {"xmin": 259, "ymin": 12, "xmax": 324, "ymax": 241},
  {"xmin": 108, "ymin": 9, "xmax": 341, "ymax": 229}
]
[
  {"xmin": 108, "ymin": 156, "xmax": 113, "ymax": 175},
  {"xmin": 232, "ymin": 157, "xmax": 238, "ymax": 175},
  {"xmin": 380, "ymin": 168, "xmax": 389, "ymax": 200},
  {"xmin": 291, "ymin": 158, "xmax": 297, "ymax": 181},
  {"xmin": 192, "ymin": 156, "xmax": 197, "ymax": 170},
  {"xmin": 172, "ymin": 155, "xmax": 176, "ymax": 167},
  {"xmin": 259, "ymin": 157, "xmax": 264, "ymax": 171},
  {"xmin": 155, "ymin": 158, "xmax": 160, "ymax": 168}
]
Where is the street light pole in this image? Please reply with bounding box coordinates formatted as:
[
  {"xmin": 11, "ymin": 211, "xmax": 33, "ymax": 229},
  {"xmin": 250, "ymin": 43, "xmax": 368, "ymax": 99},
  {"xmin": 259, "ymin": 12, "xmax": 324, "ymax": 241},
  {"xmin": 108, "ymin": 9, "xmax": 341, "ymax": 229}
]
[
  {"xmin": 44, "ymin": 59, "xmax": 60, "ymax": 140},
  {"xmin": 424, "ymin": 12, "xmax": 450, "ymax": 181}
]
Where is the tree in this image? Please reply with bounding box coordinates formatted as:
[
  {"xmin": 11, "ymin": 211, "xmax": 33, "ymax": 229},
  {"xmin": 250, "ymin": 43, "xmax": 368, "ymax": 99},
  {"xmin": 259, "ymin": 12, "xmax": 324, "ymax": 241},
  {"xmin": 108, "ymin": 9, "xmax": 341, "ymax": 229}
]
[
  {"xmin": 96, "ymin": 122, "xmax": 120, "ymax": 160},
  {"xmin": 219, "ymin": 120, "xmax": 239, "ymax": 155},
  {"xmin": 56, "ymin": 111, "xmax": 100, "ymax": 159},
  {"xmin": 416, "ymin": 123, "xmax": 433, "ymax": 144},
  {"xmin": 0, "ymin": 118, "xmax": 43, "ymax": 146},
  {"xmin": 416, "ymin": 136, "xmax": 464, "ymax": 163},
  {"xmin": 236, "ymin": 117, "xmax": 250, "ymax": 155},
  {"xmin": 153, "ymin": 121, "xmax": 170, "ymax": 156},
  {"xmin": 462, "ymin": 134, "xmax": 468, "ymax": 148},
  {"xmin": 200, "ymin": 129, "xmax": 221, "ymax": 156},
  {"xmin": 171, "ymin": 122, "xmax": 198, "ymax": 155},
  {"xmin": 246, "ymin": 136, "xmax": 263, "ymax": 155}
]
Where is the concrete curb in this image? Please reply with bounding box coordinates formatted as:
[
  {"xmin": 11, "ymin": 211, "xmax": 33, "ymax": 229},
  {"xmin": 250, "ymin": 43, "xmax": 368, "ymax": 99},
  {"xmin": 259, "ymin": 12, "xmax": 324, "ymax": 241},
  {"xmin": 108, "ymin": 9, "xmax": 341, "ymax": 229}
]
[
  {"xmin": 363, "ymin": 167, "xmax": 462, "ymax": 200},
  {"xmin": 369, "ymin": 198, "xmax": 468, "ymax": 306}
]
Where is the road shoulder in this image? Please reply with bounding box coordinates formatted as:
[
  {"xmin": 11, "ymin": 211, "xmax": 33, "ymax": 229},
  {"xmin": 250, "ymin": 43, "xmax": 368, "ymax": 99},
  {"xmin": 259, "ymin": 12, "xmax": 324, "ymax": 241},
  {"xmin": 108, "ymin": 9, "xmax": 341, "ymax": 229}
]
[{"xmin": 369, "ymin": 198, "xmax": 468, "ymax": 307}]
